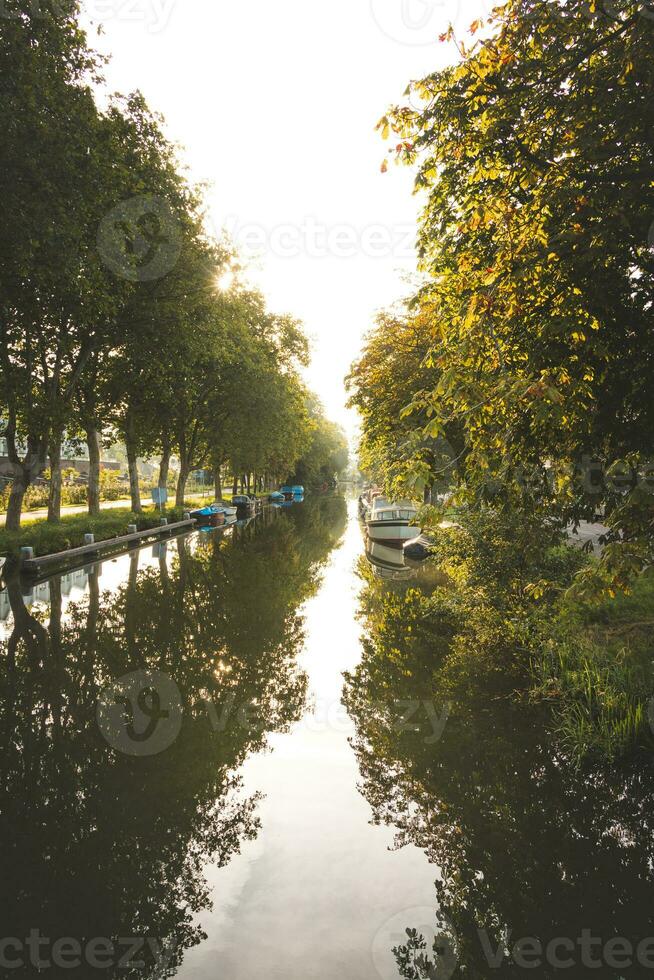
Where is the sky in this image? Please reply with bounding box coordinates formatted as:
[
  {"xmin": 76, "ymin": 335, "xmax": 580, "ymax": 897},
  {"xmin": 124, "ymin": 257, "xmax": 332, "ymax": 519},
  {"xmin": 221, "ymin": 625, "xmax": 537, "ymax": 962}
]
[{"xmin": 81, "ymin": 0, "xmax": 488, "ymax": 438}]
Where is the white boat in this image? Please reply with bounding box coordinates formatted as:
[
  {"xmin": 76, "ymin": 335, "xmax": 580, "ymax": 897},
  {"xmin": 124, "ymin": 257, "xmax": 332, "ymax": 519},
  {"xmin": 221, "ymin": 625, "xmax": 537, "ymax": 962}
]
[
  {"xmin": 365, "ymin": 497, "xmax": 421, "ymax": 546},
  {"xmin": 215, "ymin": 501, "xmax": 238, "ymax": 518}
]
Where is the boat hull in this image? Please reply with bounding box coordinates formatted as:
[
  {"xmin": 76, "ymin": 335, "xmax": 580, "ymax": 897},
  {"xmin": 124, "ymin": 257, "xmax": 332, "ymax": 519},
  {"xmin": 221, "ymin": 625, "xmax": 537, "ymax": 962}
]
[
  {"xmin": 366, "ymin": 521, "xmax": 420, "ymax": 546},
  {"xmin": 192, "ymin": 511, "xmax": 226, "ymax": 527}
]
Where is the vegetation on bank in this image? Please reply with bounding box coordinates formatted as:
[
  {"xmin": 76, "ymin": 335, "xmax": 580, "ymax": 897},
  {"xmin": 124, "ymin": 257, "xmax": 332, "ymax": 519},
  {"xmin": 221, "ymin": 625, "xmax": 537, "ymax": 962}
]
[
  {"xmin": 0, "ymin": 486, "xmax": 287, "ymax": 558},
  {"xmin": 413, "ymin": 513, "xmax": 654, "ymax": 762},
  {"xmin": 0, "ymin": 0, "xmax": 347, "ymax": 533},
  {"xmin": 533, "ymin": 573, "xmax": 654, "ymax": 762},
  {"xmin": 349, "ymin": 0, "xmax": 654, "ymax": 761},
  {"xmin": 0, "ymin": 505, "xmax": 196, "ymax": 560},
  {"xmin": 0, "ymin": 468, "xmax": 144, "ymax": 513}
]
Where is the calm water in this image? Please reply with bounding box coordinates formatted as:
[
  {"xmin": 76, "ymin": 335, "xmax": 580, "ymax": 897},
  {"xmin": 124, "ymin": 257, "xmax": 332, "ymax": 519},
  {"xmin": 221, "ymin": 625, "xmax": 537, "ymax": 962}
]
[{"xmin": 2, "ymin": 497, "xmax": 654, "ymax": 979}]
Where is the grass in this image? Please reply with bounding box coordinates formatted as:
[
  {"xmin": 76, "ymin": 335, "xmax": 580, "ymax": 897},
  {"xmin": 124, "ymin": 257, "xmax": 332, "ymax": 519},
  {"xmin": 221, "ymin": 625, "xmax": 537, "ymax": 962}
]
[
  {"xmin": 0, "ymin": 490, "xmax": 275, "ymax": 562},
  {"xmin": 532, "ymin": 572, "xmax": 654, "ymax": 762},
  {"xmin": 0, "ymin": 504, "xmax": 195, "ymax": 561},
  {"xmin": 0, "ymin": 491, "xmax": 211, "ymax": 524}
]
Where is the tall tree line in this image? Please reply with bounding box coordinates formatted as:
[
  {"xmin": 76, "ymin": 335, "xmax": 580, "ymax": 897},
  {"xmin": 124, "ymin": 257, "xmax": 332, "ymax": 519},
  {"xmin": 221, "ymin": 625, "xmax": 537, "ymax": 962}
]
[
  {"xmin": 351, "ymin": 0, "xmax": 654, "ymax": 590},
  {"xmin": 0, "ymin": 0, "xmax": 347, "ymax": 531}
]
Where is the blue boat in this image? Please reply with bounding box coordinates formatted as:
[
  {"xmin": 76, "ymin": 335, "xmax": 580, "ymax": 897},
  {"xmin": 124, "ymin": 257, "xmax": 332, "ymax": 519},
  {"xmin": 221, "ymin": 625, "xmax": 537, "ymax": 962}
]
[
  {"xmin": 280, "ymin": 485, "xmax": 305, "ymax": 501},
  {"xmin": 190, "ymin": 504, "xmax": 231, "ymax": 526}
]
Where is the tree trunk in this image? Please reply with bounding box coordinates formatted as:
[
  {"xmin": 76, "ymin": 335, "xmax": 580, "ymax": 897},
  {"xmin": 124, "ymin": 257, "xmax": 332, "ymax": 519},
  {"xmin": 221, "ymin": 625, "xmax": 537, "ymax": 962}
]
[
  {"xmin": 5, "ymin": 476, "xmax": 27, "ymax": 533},
  {"xmin": 244, "ymin": 473, "xmax": 250, "ymax": 494},
  {"xmin": 232, "ymin": 476, "xmax": 238, "ymax": 496},
  {"xmin": 158, "ymin": 443, "xmax": 171, "ymax": 491},
  {"xmin": 86, "ymin": 426, "xmax": 101, "ymax": 517},
  {"xmin": 214, "ymin": 467, "xmax": 222, "ymax": 500},
  {"xmin": 176, "ymin": 464, "xmax": 190, "ymax": 507},
  {"xmin": 3, "ymin": 433, "xmax": 45, "ymax": 532},
  {"xmin": 124, "ymin": 409, "xmax": 142, "ymax": 514},
  {"xmin": 47, "ymin": 437, "xmax": 62, "ymax": 523},
  {"xmin": 126, "ymin": 443, "xmax": 141, "ymax": 514}
]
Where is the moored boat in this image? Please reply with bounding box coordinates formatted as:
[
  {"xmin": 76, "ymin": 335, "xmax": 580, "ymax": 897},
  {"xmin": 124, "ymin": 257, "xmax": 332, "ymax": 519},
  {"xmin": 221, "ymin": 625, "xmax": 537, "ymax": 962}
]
[
  {"xmin": 233, "ymin": 495, "xmax": 262, "ymax": 516},
  {"xmin": 190, "ymin": 504, "xmax": 227, "ymax": 526},
  {"xmin": 214, "ymin": 500, "xmax": 238, "ymax": 518},
  {"xmin": 358, "ymin": 485, "xmax": 383, "ymax": 520},
  {"xmin": 365, "ymin": 497, "xmax": 421, "ymax": 546},
  {"xmin": 280, "ymin": 485, "xmax": 304, "ymax": 501}
]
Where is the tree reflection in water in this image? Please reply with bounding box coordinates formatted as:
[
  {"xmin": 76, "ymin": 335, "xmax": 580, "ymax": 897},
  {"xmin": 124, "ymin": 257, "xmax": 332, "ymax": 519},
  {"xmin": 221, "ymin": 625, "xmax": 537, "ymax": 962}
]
[
  {"xmin": 345, "ymin": 559, "xmax": 654, "ymax": 980},
  {"xmin": 0, "ymin": 497, "xmax": 346, "ymax": 978}
]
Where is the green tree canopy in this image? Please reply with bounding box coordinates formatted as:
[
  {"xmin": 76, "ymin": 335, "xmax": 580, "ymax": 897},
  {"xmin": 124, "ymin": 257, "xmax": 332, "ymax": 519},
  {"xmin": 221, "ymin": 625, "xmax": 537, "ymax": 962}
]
[{"xmin": 377, "ymin": 0, "xmax": 654, "ymax": 585}]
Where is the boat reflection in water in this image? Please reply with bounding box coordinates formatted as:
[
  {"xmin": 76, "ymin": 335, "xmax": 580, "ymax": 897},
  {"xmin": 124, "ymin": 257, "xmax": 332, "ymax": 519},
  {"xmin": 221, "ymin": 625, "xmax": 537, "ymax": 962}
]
[{"xmin": 365, "ymin": 539, "xmax": 416, "ymax": 581}]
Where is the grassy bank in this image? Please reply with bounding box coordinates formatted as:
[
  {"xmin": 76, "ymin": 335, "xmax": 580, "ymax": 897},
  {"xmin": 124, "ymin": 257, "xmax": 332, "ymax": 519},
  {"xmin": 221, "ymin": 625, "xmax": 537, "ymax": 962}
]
[
  {"xmin": 0, "ymin": 491, "xmax": 274, "ymax": 562},
  {"xmin": 532, "ymin": 573, "xmax": 654, "ymax": 762},
  {"xmin": 413, "ymin": 511, "xmax": 654, "ymax": 764},
  {"xmin": 0, "ymin": 505, "xmax": 193, "ymax": 561}
]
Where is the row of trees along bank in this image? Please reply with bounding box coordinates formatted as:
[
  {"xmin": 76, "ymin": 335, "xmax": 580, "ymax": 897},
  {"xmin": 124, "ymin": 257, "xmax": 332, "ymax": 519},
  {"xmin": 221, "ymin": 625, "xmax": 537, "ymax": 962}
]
[
  {"xmin": 0, "ymin": 0, "xmax": 347, "ymax": 531},
  {"xmin": 350, "ymin": 0, "xmax": 654, "ymax": 596}
]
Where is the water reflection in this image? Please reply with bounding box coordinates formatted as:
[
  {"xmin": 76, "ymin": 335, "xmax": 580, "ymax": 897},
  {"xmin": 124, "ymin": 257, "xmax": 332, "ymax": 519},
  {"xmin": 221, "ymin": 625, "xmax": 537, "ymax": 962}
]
[
  {"xmin": 0, "ymin": 498, "xmax": 346, "ymax": 978},
  {"xmin": 345, "ymin": 561, "xmax": 654, "ymax": 979},
  {"xmin": 365, "ymin": 540, "xmax": 415, "ymax": 581}
]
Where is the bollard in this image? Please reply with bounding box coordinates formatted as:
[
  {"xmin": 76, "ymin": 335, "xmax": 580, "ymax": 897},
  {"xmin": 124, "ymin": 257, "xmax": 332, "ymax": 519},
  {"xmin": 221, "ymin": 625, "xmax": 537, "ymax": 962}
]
[
  {"xmin": 84, "ymin": 533, "xmax": 95, "ymax": 546},
  {"xmin": 127, "ymin": 524, "xmax": 137, "ymax": 535},
  {"xmin": 20, "ymin": 546, "xmax": 34, "ymax": 563},
  {"xmin": 160, "ymin": 518, "xmax": 168, "ymax": 527}
]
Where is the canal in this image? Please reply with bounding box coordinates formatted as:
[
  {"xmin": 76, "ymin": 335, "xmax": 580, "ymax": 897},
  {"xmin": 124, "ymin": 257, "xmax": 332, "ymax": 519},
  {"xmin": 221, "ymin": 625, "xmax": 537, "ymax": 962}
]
[{"xmin": 2, "ymin": 496, "xmax": 654, "ymax": 978}]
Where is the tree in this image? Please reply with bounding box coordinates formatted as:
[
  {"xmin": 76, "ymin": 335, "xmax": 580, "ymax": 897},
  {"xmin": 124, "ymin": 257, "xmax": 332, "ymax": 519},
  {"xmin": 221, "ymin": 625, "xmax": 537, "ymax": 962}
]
[
  {"xmin": 347, "ymin": 301, "xmax": 463, "ymax": 499},
  {"xmin": 0, "ymin": 0, "xmax": 121, "ymax": 528},
  {"xmin": 0, "ymin": 0, "xmax": 341, "ymax": 529},
  {"xmin": 380, "ymin": 0, "xmax": 654, "ymax": 584},
  {"xmin": 97, "ymin": 95, "xmax": 222, "ymax": 512},
  {"xmin": 219, "ymin": 289, "xmax": 314, "ymax": 493},
  {"xmin": 289, "ymin": 397, "xmax": 349, "ymax": 488}
]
